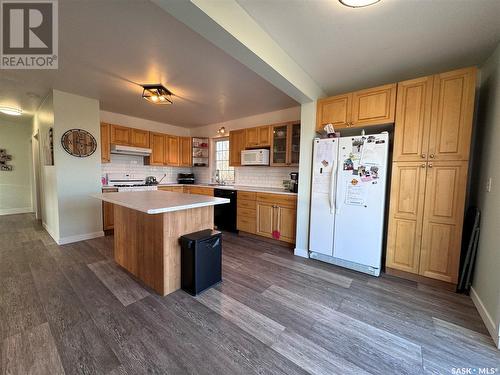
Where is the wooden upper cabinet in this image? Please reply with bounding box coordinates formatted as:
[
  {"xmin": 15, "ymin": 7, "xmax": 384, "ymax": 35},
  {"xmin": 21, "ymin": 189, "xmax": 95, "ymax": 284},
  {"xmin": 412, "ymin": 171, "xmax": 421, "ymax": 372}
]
[
  {"xmin": 393, "ymin": 76, "xmax": 434, "ymax": 162},
  {"xmin": 229, "ymin": 129, "xmax": 246, "ymax": 167},
  {"xmin": 166, "ymin": 135, "xmax": 180, "ymax": 166},
  {"xmin": 245, "ymin": 125, "xmax": 271, "ymax": 148},
  {"xmin": 428, "ymin": 67, "xmax": 476, "ymax": 161},
  {"xmin": 351, "ymin": 83, "xmax": 397, "ymax": 126},
  {"xmin": 110, "ymin": 124, "xmax": 131, "ymax": 145},
  {"xmin": 100, "ymin": 122, "xmax": 111, "ymax": 163},
  {"xmin": 147, "ymin": 132, "xmax": 166, "ymax": 166},
  {"xmin": 179, "ymin": 136, "xmax": 193, "ymax": 167},
  {"xmin": 419, "ymin": 161, "xmax": 468, "ymax": 283},
  {"xmin": 130, "ymin": 129, "xmax": 150, "ymax": 148},
  {"xmin": 316, "ymin": 93, "xmax": 352, "ymax": 131},
  {"xmin": 386, "ymin": 162, "xmax": 427, "ymax": 274}
]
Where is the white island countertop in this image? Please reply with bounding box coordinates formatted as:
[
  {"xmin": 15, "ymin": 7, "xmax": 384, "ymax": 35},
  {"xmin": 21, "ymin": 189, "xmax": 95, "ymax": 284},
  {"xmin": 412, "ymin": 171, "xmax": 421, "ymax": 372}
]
[{"xmin": 93, "ymin": 190, "xmax": 230, "ymax": 214}]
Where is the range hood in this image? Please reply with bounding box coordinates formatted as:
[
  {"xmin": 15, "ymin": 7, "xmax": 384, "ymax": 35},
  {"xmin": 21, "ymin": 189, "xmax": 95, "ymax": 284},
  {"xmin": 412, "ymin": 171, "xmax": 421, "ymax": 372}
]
[{"xmin": 110, "ymin": 144, "xmax": 152, "ymax": 156}]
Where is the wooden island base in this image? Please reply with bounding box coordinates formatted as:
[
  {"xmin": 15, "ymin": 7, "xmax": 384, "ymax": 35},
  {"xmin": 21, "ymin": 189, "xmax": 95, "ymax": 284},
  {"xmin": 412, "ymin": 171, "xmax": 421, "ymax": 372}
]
[{"xmin": 113, "ymin": 205, "xmax": 214, "ymax": 295}]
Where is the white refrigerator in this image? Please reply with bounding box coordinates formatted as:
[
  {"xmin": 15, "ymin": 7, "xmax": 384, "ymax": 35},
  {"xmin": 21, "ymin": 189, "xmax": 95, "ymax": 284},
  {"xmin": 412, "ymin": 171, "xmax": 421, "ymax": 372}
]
[{"xmin": 309, "ymin": 133, "xmax": 389, "ymax": 276}]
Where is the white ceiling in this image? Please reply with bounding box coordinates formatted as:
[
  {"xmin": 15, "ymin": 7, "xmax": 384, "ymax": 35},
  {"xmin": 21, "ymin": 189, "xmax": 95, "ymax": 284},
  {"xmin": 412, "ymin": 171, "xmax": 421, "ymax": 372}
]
[
  {"xmin": 0, "ymin": 0, "xmax": 298, "ymax": 127},
  {"xmin": 236, "ymin": 0, "xmax": 500, "ymax": 95}
]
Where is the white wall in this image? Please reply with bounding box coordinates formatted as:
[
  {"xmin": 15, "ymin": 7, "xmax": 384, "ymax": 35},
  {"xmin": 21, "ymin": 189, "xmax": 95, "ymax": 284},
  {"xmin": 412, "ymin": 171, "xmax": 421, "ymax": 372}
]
[
  {"xmin": 0, "ymin": 117, "xmax": 33, "ymax": 215},
  {"xmin": 471, "ymin": 43, "xmax": 500, "ymax": 348},
  {"xmin": 33, "ymin": 92, "xmax": 60, "ymax": 240},
  {"xmin": 53, "ymin": 90, "xmax": 103, "ymax": 243}
]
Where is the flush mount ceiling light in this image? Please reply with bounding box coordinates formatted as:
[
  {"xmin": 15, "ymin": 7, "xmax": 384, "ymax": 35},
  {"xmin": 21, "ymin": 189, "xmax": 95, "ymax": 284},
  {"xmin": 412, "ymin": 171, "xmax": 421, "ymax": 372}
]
[
  {"xmin": 339, "ymin": 0, "xmax": 380, "ymax": 8},
  {"xmin": 217, "ymin": 126, "xmax": 226, "ymax": 136},
  {"xmin": 0, "ymin": 106, "xmax": 23, "ymax": 116},
  {"xmin": 141, "ymin": 84, "xmax": 173, "ymax": 105}
]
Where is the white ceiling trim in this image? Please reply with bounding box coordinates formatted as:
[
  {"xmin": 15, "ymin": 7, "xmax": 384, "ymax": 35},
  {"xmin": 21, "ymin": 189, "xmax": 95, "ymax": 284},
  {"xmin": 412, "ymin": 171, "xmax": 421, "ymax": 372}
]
[{"xmin": 152, "ymin": 0, "xmax": 324, "ymax": 103}]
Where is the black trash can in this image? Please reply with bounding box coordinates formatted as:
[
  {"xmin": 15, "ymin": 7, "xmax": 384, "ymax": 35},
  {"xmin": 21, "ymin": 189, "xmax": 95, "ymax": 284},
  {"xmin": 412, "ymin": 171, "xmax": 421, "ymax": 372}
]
[{"xmin": 180, "ymin": 229, "xmax": 222, "ymax": 296}]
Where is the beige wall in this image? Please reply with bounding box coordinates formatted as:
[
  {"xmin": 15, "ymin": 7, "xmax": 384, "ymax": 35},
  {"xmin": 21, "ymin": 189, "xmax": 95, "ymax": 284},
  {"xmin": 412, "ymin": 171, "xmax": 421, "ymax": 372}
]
[
  {"xmin": 190, "ymin": 106, "xmax": 300, "ymax": 137},
  {"xmin": 472, "ymin": 43, "xmax": 500, "ymax": 348},
  {"xmin": 0, "ymin": 117, "xmax": 33, "ymax": 215},
  {"xmin": 33, "ymin": 92, "xmax": 60, "ymax": 239},
  {"xmin": 101, "ymin": 110, "xmax": 190, "ymax": 136},
  {"xmin": 53, "ymin": 90, "xmax": 103, "ymax": 243}
]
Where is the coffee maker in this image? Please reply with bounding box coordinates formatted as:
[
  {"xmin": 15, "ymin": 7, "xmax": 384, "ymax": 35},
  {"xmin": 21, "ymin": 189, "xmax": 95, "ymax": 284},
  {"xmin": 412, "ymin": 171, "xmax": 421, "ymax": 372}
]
[{"xmin": 289, "ymin": 172, "xmax": 299, "ymax": 193}]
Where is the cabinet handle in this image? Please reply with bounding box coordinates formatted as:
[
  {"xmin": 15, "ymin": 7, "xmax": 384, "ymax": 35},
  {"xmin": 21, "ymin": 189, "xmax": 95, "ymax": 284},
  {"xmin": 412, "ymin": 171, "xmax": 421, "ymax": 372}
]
[
  {"xmin": 421, "ymin": 154, "xmax": 426, "ymax": 159},
  {"xmin": 421, "ymin": 163, "xmax": 426, "ymax": 168},
  {"xmin": 428, "ymin": 163, "xmax": 433, "ymax": 168},
  {"xmin": 429, "ymin": 154, "xmax": 435, "ymax": 158}
]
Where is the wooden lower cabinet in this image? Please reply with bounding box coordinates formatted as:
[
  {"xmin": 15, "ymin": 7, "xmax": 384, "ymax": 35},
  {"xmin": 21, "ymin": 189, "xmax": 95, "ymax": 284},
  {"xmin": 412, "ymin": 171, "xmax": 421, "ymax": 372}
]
[
  {"xmin": 102, "ymin": 201, "xmax": 114, "ymax": 230},
  {"xmin": 158, "ymin": 186, "xmax": 184, "ymax": 193},
  {"xmin": 418, "ymin": 161, "xmax": 468, "ymax": 283},
  {"xmin": 186, "ymin": 186, "xmax": 214, "ymax": 196},
  {"xmin": 386, "ymin": 161, "xmax": 468, "ymax": 284},
  {"xmin": 237, "ymin": 191, "xmax": 257, "ymax": 234},
  {"xmin": 255, "ymin": 193, "xmax": 297, "ymax": 244}
]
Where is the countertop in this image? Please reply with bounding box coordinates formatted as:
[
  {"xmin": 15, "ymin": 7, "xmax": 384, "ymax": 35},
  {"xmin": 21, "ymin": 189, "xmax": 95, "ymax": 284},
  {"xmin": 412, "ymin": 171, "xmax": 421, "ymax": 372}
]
[
  {"xmin": 93, "ymin": 190, "xmax": 230, "ymax": 214},
  {"xmin": 102, "ymin": 184, "xmax": 297, "ymax": 196}
]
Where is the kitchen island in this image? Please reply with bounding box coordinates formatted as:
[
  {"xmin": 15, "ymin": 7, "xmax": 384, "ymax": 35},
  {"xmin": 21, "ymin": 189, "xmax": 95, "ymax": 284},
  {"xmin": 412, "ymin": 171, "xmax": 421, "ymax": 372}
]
[{"xmin": 93, "ymin": 190, "xmax": 229, "ymax": 295}]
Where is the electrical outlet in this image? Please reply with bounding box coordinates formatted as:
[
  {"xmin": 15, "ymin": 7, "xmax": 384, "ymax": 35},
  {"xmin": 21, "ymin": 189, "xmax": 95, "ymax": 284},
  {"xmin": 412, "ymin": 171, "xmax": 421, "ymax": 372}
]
[{"xmin": 486, "ymin": 177, "xmax": 492, "ymax": 193}]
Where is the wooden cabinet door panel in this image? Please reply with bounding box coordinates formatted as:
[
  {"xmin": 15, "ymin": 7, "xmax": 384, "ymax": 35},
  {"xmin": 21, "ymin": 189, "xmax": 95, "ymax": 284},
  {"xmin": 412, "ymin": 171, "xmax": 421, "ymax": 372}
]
[
  {"xmin": 110, "ymin": 124, "xmax": 131, "ymax": 145},
  {"xmin": 100, "ymin": 123, "xmax": 111, "ymax": 163},
  {"xmin": 316, "ymin": 93, "xmax": 352, "ymax": 131},
  {"xmin": 102, "ymin": 202, "xmax": 114, "ymax": 230},
  {"xmin": 428, "ymin": 67, "xmax": 476, "ymax": 161},
  {"xmin": 245, "ymin": 127, "xmax": 259, "ymax": 148},
  {"xmin": 386, "ymin": 162, "xmax": 427, "ymax": 274},
  {"xmin": 166, "ymin": 136, "xmax": 179, "ymax": 166},
  {"xmin": 131, "ymin": 129, "xmax": 150, "ymax": 148},
  {"xmin": 352, "ymin": 83, "xmax": 396, "ymax": 126},
  {"xmin": 229, "ymin": 130, "xmax": 245, "ymax": 166},
  {"xmin": 277, "ymin": 206, "xmax": 296, "ymax": 243},
  {"xmin": 179, "ymin": 136, "xmax": 192, "ymax": 167},
  {"xmin": 256, "ymin": 202, "xmax": 274, "ymax": 238},
  {"xmin": 393, "ymin": 76, "xmax": 433, "ymax": 162},
  {"xmin": 148, "ymin": 132, "xmax": 166, "ymax": 165},
  {"xmin": 237, "ymin": 215, "xmax": 256, "ymax": 234},
  {"xmin": 419, "ymin": 161, "xmax": 468, "ymax": 283},
  {"xmin": 258, "ymin": 125, "xmax": 271, "ymax": 146},
  {"xmin": 189, "ymin": 187, "xmax": 214, "ymax": 196}
]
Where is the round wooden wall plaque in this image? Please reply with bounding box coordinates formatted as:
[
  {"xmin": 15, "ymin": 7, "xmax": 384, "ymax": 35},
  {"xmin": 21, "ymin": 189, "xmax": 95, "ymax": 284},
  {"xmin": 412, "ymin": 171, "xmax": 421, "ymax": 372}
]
[{"xmin": 61, "ymin": 129, "xmax": 97, "ymax": 157}]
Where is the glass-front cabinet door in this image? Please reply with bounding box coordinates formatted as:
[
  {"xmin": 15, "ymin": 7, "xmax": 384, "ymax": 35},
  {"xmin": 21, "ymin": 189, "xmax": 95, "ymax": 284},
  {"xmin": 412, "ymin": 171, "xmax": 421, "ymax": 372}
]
[
  {"xmin": 271, "ymin": 125, "xmax": 288, "ymax": 165},
  {"xmin": 290, "ymin": 123, "xmax": 300, "ymax": 165}
]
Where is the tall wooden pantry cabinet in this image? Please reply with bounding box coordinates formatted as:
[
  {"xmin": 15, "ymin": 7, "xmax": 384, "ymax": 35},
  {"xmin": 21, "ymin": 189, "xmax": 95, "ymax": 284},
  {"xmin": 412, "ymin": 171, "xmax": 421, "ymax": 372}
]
[{"xmin": 386, "ymin": 67, "xmax": 476, "ymax": 285}]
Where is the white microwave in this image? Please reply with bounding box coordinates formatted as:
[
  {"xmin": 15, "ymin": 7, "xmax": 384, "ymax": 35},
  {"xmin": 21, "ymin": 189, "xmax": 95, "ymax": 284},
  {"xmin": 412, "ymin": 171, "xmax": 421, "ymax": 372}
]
[{"xmin": 241, "ymin": 149, "xmax": 270, "ymax": 165}]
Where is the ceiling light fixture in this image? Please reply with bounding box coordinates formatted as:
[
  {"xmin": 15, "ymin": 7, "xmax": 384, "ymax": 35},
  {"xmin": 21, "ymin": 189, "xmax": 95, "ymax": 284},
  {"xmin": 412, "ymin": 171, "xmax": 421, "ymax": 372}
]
[
  {"xmin": 0, "ymin": 106, "xmax": 23, "ymax": 116},
  {"xmin": 217, "ymin": 127, "xmax": 226, "ymax": 136},
  {"xmin": 339, "ymin": 0, "xmax": 380, "ymax": 8},
  {"xmin": 141, "ymin": 84, "xmax": 173, "ymax": 105}
]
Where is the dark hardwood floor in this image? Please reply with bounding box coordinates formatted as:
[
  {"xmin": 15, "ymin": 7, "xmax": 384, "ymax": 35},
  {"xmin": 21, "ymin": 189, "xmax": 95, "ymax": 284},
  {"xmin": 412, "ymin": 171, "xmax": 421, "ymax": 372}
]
[{"xmin": 1, "ymin": 214, "xmax": 499, "ymax": 374}]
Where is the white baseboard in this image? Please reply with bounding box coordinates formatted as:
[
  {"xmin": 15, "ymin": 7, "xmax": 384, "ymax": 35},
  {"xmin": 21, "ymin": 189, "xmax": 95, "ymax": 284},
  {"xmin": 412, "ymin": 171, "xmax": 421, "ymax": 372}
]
[
  {"xmin": 0, "ymin": 207, "xmax": 33, "ymax": 216},
  {"xmin": 470, "ymin": 286, "xmax": 500, "ymax": 349},
  {"xmin": 42, "ymin": 221, "xmax": 59, "ymax": 243},
  {"xmin": 57, "ymin": 231, "xmax": 104, "ymax": 245},
  {"xmin": 294, "ymin": 247, "xmax": 309, "ymax": 258}
]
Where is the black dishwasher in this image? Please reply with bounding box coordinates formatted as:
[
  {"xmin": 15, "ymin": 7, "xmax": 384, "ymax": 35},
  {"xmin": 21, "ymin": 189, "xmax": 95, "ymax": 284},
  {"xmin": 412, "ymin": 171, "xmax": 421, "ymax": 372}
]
[{"xmin": 214, "ymin": 189, "xmax": 237, "ymax": 232}]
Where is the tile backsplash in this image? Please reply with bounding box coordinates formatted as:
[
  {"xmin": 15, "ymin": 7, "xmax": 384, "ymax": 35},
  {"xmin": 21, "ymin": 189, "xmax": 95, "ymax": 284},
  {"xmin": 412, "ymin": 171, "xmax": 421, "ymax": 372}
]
[
  {"xmin": 102, "ymin": 155, "xmax": 297, "ymax": 188},
  {"xmin": 101, "ymin": 154, "xmax": 191, "ymax": 184}
]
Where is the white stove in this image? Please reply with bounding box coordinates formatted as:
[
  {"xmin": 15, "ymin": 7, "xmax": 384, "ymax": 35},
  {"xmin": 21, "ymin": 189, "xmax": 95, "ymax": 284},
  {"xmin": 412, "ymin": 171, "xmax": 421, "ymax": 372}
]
[{"xmin": 106, "ymin": 173, "xmax": 158, "ymax": 192}]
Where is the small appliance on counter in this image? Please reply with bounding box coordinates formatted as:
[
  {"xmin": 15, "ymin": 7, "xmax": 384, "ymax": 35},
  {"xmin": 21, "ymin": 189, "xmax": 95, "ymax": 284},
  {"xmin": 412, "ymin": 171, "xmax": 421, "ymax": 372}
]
[
  {"xmin": 289, "ymin": 172, "xmax": 299, "ymax": 193},
  {"xmin": 107, "ymin": 173, "xmax": 158, "ymax": 192},
  {"xmin": 178, "ymin": 173, "xmax": 195, "ymax": 184},
  {"xmin": 145, "ymin": 176, "xmax": 158, "ymax": 185}
]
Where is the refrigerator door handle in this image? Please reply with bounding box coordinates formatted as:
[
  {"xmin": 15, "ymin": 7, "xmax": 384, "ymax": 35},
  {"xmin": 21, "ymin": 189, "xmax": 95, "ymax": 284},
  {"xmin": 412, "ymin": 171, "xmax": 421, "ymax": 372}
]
[{"xmin": 329, "ymin": 158, "xmax": 337, "ymax": 214}]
